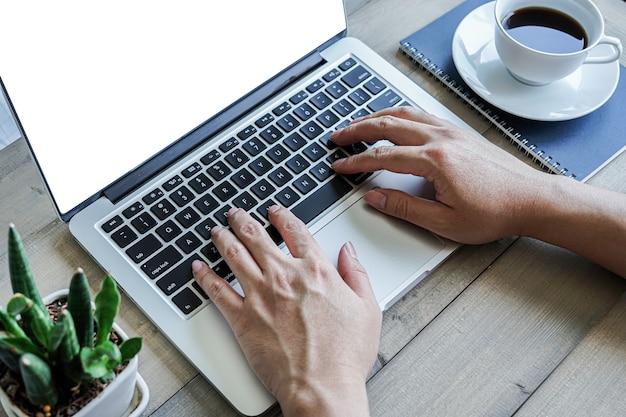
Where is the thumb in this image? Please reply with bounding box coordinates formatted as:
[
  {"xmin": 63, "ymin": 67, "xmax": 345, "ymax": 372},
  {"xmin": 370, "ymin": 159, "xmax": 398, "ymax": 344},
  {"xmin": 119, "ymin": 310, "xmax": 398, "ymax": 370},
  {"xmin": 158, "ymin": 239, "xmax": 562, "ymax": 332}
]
[{"xmin": 337, "ymin": 242, "xmax": 377, "ymax": 303}]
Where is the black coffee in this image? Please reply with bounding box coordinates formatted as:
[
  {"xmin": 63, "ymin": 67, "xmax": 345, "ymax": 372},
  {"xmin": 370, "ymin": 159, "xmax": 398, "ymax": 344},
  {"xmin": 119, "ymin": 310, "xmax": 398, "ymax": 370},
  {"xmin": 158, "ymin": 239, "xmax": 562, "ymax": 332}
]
[{"xmin": 502, "ymin": 7, "xmax": 588, "ymax": 54}]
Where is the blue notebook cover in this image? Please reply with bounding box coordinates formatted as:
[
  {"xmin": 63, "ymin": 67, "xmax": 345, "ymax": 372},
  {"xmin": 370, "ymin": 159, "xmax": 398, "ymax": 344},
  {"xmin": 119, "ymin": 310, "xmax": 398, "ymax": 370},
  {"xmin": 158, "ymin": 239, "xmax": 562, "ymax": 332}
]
[{"xmin": 399, "ymin": 0, "xmax": 625, "ymax": 181}]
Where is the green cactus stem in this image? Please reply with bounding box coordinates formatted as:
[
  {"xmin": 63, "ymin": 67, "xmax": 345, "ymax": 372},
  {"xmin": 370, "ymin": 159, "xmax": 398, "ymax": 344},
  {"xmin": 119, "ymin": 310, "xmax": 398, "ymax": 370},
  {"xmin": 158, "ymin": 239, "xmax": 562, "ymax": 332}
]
[
  {"xmin": 67, "ymin": 269, "xmax": 94, "ymax": 349},
  {"xmin": 8, "ymin": 224, "xmax": 45, "ymax": 313},
  {"xmin": 93, "ymin": 275, "xmax": 120, "ymax": 347},
  {"xmin": 7, "ymin": 294, "xmax": 53, "ymax": 348},
  {"xmin": 0, "ymin": 306, "xmax": 27, "ymax": 338},
  {"xmin": 19, "ymin": 353, "xmax": 58, "ymax": 407},
  {"xmin": 119, "ymin": 336, "xmax": 143, "ymax": 363}
]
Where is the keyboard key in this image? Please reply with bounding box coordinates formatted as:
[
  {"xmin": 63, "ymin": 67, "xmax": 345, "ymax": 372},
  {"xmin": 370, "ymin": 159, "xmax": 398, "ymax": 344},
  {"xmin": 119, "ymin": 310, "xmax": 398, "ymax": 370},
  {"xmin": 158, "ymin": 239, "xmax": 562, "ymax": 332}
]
[
  {"xmin": 110, "ymin": 225, "xmax": 138, "ymax": 248},
  {"xmin": 293, "ymin": 174, "xmax": 317, "ymax": 194},
  {"xmin": 316, "ymin": 110, "xmax": 340, "ymax": 128},
  {"xmin": 170, "ymin": 186, "xmax": 194, "ymax": 207},
  {"xmin": 339, "ymin": 58, "xmax": 357, "ymax": 71},
  {"xmin": 306, "ymin": 79, "xmax": 324, "ymax": 93},
  {"xmin": 242, "ymin": 138, "xmax": 267, "ymax": 156},
  {"xmin": 219, "ymin": 137, "xmax": 240, "ymax": 152},
  {"xmin": 294, "ymin": 103, "xmax": 316, "ymax": 121},
  {"xmin": 213, "ymin": 181, "xmax": 238, "ymax": 201},
  {"xmin": 368, "ymin": 89, "xmax": 402, "ymax": 112},
  {"xmin": 207, "ymin": 161, "xmax": 232, "ymax": 181},
  {"xmin": 289, "ymin": 90, "xmax": 308, "ymax": 104},
  {"xmin": 156, "ymin": 220, "xmax": 182, "ymax": 242},
  {"xmin": 319, "ymin": 132, "xmax": 337, "ymax": 150},
  {"xmin": 275, "ymin": 186, "xmax": 300, "ymax": 207},
  {"xmin": 175, "ymin": 206, "xmax": 201, "ymax": 229},
  {"xmin": 156, "ymin": 255, "xmax": 200, "ymax": 295},
  {"xmin": 141, "ymin": 245, "xmax": 182, "ymax": 280},
  {"xmin": 237, "ymin": 126, "xmax": 256, "ymax": 140},
  {"xmin": 231, "ymin": 167, "xmax": 255, "ymax": 188},
  {"xmin": 348, "ymin": 88, "xmax": 371, "ymax": 106},
  {"xmin": 175, "ymin": 231, "xmax": 202, "ymax": 254},
  {"xmin": 163, "ymin": 175, "xmax": 183, "ymax": 191},
  {"xmin": 267, "ymin": 143, "xmax": 290, "ymax": 163},
  {"xmin": 122, "ymin": 202, "xmax": 144, "ymax": 219},
  {"xmin": 172, "ymin": 287, "xmax": 203, "ymax": 315},
  {"xmin": 300, "ymin": 120, "xmax": 324, "ymax": 139},
  {"xmin": 364, "ymin": 77, "xmax": 386, "ymax": 95},
  {"xmin": 342, "ymin": 65, "xmax": 371, "ymax": 88},
  {"xmin": 150, "ymin": 199, "xmax": 176, "ymax": 220},
  {"xmin": 310, "ymin": 162, "xmax": 334, "ymax": 182},
  {"xmin": 303, "ymin": 142, "xmax": 325, "ymax": 161},
  {"xmin": 182, "ymin": 162, "xmax": 203, "ymax": 178},
  {"xmin": 188, "ymin": 173, "xmax": 212, "ymax": 193},
  {"xmin": 268, "ymin": 166, "xmax": 293, "ymax": 187},
  {"xmin": 326, "ymin": 149, "xmax": 350, "ymax": 164},
  {"xmin": 200, "ymin": 149, "xmax": 221, "ymax": 165},
  {"xmin": 142, "ymin": 188, "xmax": 164, "ymax": 205},
  {"xmin": 323, "ymin": 68, "xmax": 341, "ymax": 81},
  {"xmin": 284, "ymin": 132, "xmax": 308, "ymax": 151},
  {"xmin": 192, "ymin": 281, "xmax": 210, "ymax": 300},
  {"xmin": 224, "ymin": 149, "xmax": 249, "ymax": 169},
  {"xmin": 194, "ymin": 193, "xmax": 219, "ymax": 215},
  {"xmin": 131, "ymin": 212, "xmax": 158, "ymax": 234},
  {"xmin": 195, "ymin": 218, "xmax": 218, "ymax": 240},
  {"xmin": 291, "ymin": 176, "xmax": 353, "ymax": 225},
  {"xmin": 286, "ymin": 154, "xmax": 310, "ymax": 174},
  {"xmin": 250, "ymin": 179, "xmax": 275, "ymax": 200},
  {"xmin": 102, "ymin": 215, "xmax": 123, "ymax": 233},
  {"xmin": 257, "ymin": 199, "xmax": 277, "ymax": 220},
  {"xmin": 232, "ymin": 191, "xmax": 258, "ymax": 211},
  {"xmin": 333, "ymin": 99, "xmax": 355, "ymax": 117},
  {"xmin": 310, "ymin": 92, "xmax": 332, "ymax": 110},
  {"xmin": 201, "ymin": 242, "xmax": 221, "ymax": 262},
  {"xmin": 260, "ymin": 126, "xmax": 284, "ymax": 144},
  {"xmin": 272, "ymin": 102, "xmax": 291, "ymax": 116},
  {"xmin": 249, "ymin": 155, "xmax": 273, "ymax": 175},
  {"xmin": 277, "ymin": 114, "xmax": 300, "ymax": 132},
  {"xmin": 126, "ymin": 234, "xmax": 162, "ymax": 264},
  {"xmin": 213, "ymin": 260, "xmax": 235, "ymax": 282},
  {"xmin": 255, "ymin": 113, "xmax": 275, "ymax": 128},
  {"xmin": 215, "ymin": 204, "xmax": 232, "ymax": 226},
  {"xmin": 352, "ymin": 108, "xmax": 370, "ymax": 119},
  {"xmin": 326, "ymin": 81, "xmax": 348, "ymax": 99}
]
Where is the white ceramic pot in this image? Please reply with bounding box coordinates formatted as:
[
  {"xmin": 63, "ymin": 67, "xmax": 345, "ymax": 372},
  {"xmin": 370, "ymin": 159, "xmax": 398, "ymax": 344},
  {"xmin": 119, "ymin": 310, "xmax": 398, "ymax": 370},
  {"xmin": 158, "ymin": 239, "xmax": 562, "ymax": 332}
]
[{"xmin": 0, "ymin": 290, "xmax": 148, "ymax": 417}]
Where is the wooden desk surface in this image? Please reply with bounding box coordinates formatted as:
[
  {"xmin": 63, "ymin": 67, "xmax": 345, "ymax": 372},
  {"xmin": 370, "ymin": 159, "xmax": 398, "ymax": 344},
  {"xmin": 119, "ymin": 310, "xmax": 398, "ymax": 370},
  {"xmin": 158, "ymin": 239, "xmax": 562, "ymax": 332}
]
[{"xmin": 1, "ymin": 1, "xmax": 625, "ymax": 416}]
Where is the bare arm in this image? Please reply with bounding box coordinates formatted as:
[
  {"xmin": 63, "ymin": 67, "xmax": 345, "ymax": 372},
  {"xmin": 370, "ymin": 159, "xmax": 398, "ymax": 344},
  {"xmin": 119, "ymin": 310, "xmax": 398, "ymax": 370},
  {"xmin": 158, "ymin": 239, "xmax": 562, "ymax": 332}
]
[{"xmin": 331, "ymin": 107, "xmax": 626, "ymax": 278}]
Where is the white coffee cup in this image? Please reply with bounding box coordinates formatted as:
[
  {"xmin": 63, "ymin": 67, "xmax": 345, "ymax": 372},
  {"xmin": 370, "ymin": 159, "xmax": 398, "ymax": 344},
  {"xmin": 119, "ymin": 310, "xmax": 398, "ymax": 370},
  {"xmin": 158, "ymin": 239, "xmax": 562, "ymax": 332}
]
[{"xmin": 494, "ymin": 0, "xmax": 622, "ymax": 85}]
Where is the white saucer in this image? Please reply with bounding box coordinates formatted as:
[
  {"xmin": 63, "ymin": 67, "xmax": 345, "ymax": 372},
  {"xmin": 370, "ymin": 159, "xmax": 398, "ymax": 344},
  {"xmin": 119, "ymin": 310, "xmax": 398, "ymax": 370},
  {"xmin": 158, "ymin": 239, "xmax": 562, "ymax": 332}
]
[{"xmin": 451, "ymin": 2, "xmax": 620, "ymax": 121}]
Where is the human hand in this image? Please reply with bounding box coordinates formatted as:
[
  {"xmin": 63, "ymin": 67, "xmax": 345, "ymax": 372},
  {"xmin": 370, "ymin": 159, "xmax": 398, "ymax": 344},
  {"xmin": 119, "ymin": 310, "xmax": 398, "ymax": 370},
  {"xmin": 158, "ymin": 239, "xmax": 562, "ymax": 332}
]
[
  {"xmin": 192, "ymin": 206, "xmax": 381, "ymax": 417},
  {"xmin": 330, "ymin": 107, "xmax": 545, "ymax": 244}
]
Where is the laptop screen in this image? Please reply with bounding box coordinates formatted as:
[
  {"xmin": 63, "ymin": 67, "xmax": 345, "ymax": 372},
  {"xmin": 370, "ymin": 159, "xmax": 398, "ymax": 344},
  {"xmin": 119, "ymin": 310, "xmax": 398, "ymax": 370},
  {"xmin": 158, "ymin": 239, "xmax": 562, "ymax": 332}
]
[{"xmin": 0, "ymin": 1, "xmax": 346, "ymax": 217}]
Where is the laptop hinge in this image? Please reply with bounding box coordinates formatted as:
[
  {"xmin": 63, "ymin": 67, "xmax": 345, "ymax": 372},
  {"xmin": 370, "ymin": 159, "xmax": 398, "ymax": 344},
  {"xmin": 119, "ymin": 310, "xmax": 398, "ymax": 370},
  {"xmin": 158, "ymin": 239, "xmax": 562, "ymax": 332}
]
[{"xmin": 102, "ymin": 33, "xmax": 343, "ymax": 206}]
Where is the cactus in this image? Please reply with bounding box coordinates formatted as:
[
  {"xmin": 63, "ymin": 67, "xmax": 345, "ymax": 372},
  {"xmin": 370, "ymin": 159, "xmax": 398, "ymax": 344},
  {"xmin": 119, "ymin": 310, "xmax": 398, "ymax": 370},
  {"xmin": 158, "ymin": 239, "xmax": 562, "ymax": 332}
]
[{"xmin": 0, "ymin": 224, "xmax": 142, "ymax": 412}]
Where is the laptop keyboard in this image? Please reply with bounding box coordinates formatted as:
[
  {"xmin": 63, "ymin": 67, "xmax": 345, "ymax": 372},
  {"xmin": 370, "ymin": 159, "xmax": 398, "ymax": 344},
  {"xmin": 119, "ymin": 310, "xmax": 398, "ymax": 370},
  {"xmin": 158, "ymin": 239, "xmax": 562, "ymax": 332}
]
[{"xmin": 100, "ymin": 57, "xmax": 408, "ymax": 318}]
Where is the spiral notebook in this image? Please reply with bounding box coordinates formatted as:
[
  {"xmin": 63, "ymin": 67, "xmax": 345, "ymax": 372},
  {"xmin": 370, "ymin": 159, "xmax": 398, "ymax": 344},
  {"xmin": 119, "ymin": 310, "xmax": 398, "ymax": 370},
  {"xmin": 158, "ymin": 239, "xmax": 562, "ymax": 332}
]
[{"xmin": 399, "ymin": 0, "xmax": 626, "ymax": 181}]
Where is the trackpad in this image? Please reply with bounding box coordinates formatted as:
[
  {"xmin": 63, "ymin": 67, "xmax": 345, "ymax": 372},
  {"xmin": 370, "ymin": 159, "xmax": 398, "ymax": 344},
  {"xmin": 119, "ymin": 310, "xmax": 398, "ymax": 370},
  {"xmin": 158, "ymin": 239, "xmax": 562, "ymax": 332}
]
[{"xmin": 313, "ymin": 197, "xmax": 444, "ymax": 306}]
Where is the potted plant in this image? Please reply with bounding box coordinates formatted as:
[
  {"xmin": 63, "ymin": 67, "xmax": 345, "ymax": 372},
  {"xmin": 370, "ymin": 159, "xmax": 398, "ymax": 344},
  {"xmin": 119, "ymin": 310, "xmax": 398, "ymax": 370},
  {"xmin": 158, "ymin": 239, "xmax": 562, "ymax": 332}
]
[{"xmin": 0, "ymin": 225, "xmax": 148, "ymax": 417}]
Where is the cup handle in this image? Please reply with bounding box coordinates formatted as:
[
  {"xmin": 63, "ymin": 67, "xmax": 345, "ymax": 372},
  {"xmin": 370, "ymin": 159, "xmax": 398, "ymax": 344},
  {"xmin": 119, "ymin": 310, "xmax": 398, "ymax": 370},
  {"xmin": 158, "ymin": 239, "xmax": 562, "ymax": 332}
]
[{"xmin": 584, "ymin": 35, "xmax": 623, "ymax": 64}]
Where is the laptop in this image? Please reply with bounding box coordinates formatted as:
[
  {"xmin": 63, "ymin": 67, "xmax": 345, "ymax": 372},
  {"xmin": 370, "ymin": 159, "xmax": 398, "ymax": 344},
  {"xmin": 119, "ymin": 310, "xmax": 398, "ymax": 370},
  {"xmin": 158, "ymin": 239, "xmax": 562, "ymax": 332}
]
[{"xmin": 1, "ymin": 1, "xmax": 469, "ymax": 415}]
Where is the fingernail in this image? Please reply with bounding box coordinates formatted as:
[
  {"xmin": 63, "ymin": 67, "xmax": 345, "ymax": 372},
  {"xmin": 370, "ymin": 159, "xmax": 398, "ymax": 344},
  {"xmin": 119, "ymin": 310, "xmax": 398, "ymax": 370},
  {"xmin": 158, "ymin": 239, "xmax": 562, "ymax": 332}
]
[
  {"xmin": 268, "ymin": 204, "xmax": 281, "ymax": 214},
  {"xmin": 345, "ymin": 241, "xmax": 358, "ymax": 258},
  {"xmin": 192, "ymin": 259, "xmax": 204, "ymax": 274},
  {"xmin": 331, "ymin": 158, "xmax": 345, "ymax": 169},
  {"xmin": 211, "ymin": 225, "xmax": 224, "ymax": 236},
  {"xmin": 364, "ymin": 189, "xmax": 386, "ymax": 210}
]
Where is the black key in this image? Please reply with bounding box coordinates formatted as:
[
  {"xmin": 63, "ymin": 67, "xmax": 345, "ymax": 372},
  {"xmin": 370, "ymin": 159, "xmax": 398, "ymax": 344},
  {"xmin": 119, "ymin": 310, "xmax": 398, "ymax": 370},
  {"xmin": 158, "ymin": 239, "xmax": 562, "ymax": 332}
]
[
  {"xmin": 102, "ymin": 215, "xmax": 123, "ymax": 233},
  {"xmin": 260, "ymin": 126, "xmax": 284, "ymax": 144},
  {"xmin": 310, "ymin": 162, "xmax": 334, "ymax": 182},
  {"xmin": 289, "ymin": 90, "xmax": 308, "ymax": 104},
  {"xmin": 257, "ymin": 199, "xmax": 277, "ymax": 220},
  {"xmin": 323, "ymin": 68, "xmax": 341, "ymax": 81},
  {"xmin": 294, "ymin": 103, "xmax": 316, "ymax": 121},
  {"xmin": 368, "ymin": 89, "xmax": 402, "ymax": 112},
  {"xmin": 275, "ymin": 186, "xmax": 300, "ymax": 208},
  {"xmin": 156, "ymin": 220, "xmax": 182, "ymax": 242},
  {"xmin": 232, "ymin": 191, "xmax": 258, "ymax": 211},
  {"xmin": 250, "ymin": 179, "xmax": 275, "ymax": 200},
  {"xmin": 172, "ymin": 287, "xmax": 203, "ymax": 315},
  {"xmin": 326, "ymin": 148, "xmax": 350, "ymax": 164},
  {"xmin": 265, "ymin": 224, "xmax": 283, "ymax": 245},
  {"xmin": 215, "ymin": 204, "xmax": 232, "ymax": 226},
  {"xmin": 175, "ymin": 206, "xmax": 201, "ymax": 229},
  {"xmin": 182, "ymin": 162, "xmax": 203, "ymax": 178},
  {"xmin": 255, "ymin": 113, "xmax": 274, "ymax": 128},
  {"xmin": 249, "ymin": 155, "xmax": 273, "ymax": 175},
  {"xmin": 131, "ymin": 212, "xmax": 157, "ymax": 234},
  {"xmin": 110, "ymin": 225, "xmax": 138, "ymax": 248},
  {"xmin": 142, "ymin": 188, "xmax": 164, "ymax": 205},
  {"xmin": 326, "ymin": 81, "xmax": 348, "ymax": 99},
  {"xmin": 122, "ymin": 202, "xmax": 144, "ymax": 219},
  {"xmin": 170, "ymin": 186, "xmax": 194, "ymax": 207},
  {"xmin": 291, "ymin": 176, "xmax": 353, "ymax": 225},
  {"xmin": 364, "ymin": 77, "xmax": 386, "ymax": 95},
  {"xmin": 150, "ymin": 199, "xmax": 176, "ymax": 220},
  {"xmin": 341, "ymin": 65, "xmax": 371, "ymax": 88},
  {"xmin": 277, "ymin": 114, "xmax": 300, "ymax": 132},
  {"xmin": 194, "ymin": 193, "xmax": 219, "ymax": 215},
  {"xmin": 310, "ymin": 92, "xmax": 332, "ymax": 110},
  {"xmin": 156, "ymin": 255, "xmax": 200, "ymax": 295},
  {"xmin": 284, "ymin": 132, "xmax": 307, "ymax": 151},
  {"xmin": 163, "ymin": 175, "xmax": 183, "ymax": 191},
  {"xmin": 242, "ymin": 137, "xmax": 267, "ymax": 156},
  {"xmin": 272, "ymin": 102, "xmax": 291, "ymax": 116},
  {"xmin": 352, "ymin": 108, "xmax": 370, "ymax": 119},
  {"xmin": 141, "ymin": 245, "xmax": 182, "ymax": 280},
  {"xmin": 346, "ymin": 171, "xmax": 374, "ymax": 185},
  {"xmin": 224, "ymin": 149, "xmax": 249, "ymax": 169},
  {"xmin": 237, "ymin": 126, "xmax": 256, "ymax": 140},
  {"xmin": 306, "ymin": 79, "xmax": 324, "ymax": 92},
  {"xmin": 189, "ymin": 173, "xmax": 212, "ymax": 193},
  {"xmin": 213, "ymin": 181, "xmax": 238, "ymax": 201},
  {"xmin": 231, "ymin": 167, "xmax": 255, "ymax": 188},
  {"xmin": 339, "ymin": 58, "xmax": 357, "ymax": 71},
  {"xmin": 316, "ymin": 110, "xmax": 340, "ymax": 128},
  {"xmin": 303, "ymin": 142, "xmax": 326, "ymax": 161},
  {"xmin": 126, "ymin": 234, "xmax": 162, "ymax": 264},
  {"xmin": 200, "ymin": 149, "xmax": 221, "ymax": 165},
  {"xmin": 300, "ymin": 120, "xmax": 324, "ymax": 139},
  {"xmin": 286, "ymin": 154, "xmax": 310, "ymax": 174},
  {"xmin": 175, "ymin": 231, "xmax": 202, "ymax": 254},
  {"xmin": 201, "ymin": 242, "xmax": 221, "ymax": 263},
  {"xmin": 293, "ymin": 174, "xmax": 317, "ymax": 195},
  {"xmin": 219, "ymin": 137, "xmax": 240, "ymax": 152},
  {"xmin": 195, "ymin": 218, "xmax": 217, "ymax": 240},
  {"xmin": 268, "ymin": 166, "xmax": 293, "ymax": 187},
  {"xmin": 266, "ymin": 143, "xmax": 290, "ymax": 163},
  {"xmin": 348, "ymin": 88, "xmax": 371, "ymax": 106},
  {"xmin": 333, "ymin": 99, "xmax": 355, "ymax": 117},
  {"xmin": 192, "ymin": 281, "xmax": 210, "ymax": 299},
  {"xmin": 319, "ymin": 132, "xmax": 337, "ymax": 150},
  {"xmin": 207, "ymin": 161, "xmax": 232, "ymax": 181},
  {"xmin": 213, "ymin": 260, "xmax": 235, "ymax": 282}
]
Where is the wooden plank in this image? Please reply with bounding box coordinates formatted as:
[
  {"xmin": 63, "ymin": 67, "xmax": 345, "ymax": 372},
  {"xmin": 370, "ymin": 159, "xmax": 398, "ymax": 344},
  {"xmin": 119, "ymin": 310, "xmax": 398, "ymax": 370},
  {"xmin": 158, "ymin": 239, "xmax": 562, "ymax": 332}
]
[
  {"xmin": 514, "ymin": 294, "xmax": 626, "ymax": 416},
  {"xmin": 367, "ymin": 238, "xmax": 626, "ymax": 416}
]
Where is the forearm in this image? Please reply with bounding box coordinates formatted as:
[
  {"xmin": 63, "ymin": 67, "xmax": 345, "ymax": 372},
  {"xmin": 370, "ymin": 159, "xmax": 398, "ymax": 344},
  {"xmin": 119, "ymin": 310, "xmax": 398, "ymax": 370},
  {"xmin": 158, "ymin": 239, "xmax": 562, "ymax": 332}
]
[
  {"xmin": 521, "ymin": 174, "xmax": 626, "ymax": 278},
  {"xmin": 279, "ymin": 378, "xmax": 370, "ymax": 417}
]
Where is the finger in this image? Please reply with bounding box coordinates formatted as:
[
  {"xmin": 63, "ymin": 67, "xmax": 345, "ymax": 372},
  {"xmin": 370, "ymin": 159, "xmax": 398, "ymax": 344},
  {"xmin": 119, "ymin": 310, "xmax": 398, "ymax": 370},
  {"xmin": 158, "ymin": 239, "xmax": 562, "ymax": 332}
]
[
  {"xmin": 336, "ymin": 242, "xmax": 378, "ymax": 303},
  {"xmin": 192, "ymin": 259, "xmax": 243, "ymax": 320},
  {"xmin": 225, "ymin": 208, "xmax": 284, "ymax": 268},
  {"xmin": 363, "ymin": 188, "xmax": 454, "ymax": 238},
  {"xmin": 268, "ymin": 205, "xmax": 326, "ymax": 260},
  {"xmin": 332, "ymin": 144, "xmax": 436, "ymax": 178},
  {"xmin": 353, "ymin": 106, "xmax": 450, "ymax": 127}
]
